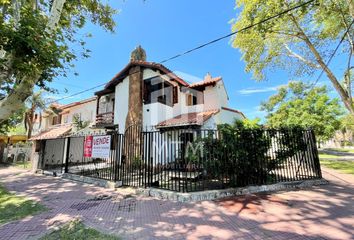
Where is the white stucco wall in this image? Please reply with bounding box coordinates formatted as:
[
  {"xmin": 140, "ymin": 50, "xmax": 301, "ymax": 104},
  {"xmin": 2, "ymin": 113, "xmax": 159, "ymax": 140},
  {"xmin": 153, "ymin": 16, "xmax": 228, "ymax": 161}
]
[
  {"xmin": 213, "ymin": 108, "xmax": 244, "ymax": 126},
  {"xmin": 61, "ymin": 100, "xmax": 96, "ymax": 125},
  {"xmin": 203, "ymin": 81, "xmax": 228, "ymax": 111},
  {"xmin": 143, "ymin": 69, "xmax": 180, "ymax": 129},
  {"xmin": 114, "ymin": 76, "xmax": 130, "ymax": 133},
  {"xmin": 112, "ymin": 67, "xmax": 242, "ymax": 131}
]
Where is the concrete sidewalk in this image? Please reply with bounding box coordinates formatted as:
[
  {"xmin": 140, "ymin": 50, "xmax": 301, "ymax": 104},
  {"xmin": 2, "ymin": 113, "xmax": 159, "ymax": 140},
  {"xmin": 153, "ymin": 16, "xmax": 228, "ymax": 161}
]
[{"xmin": 0, "ymin": 166, "xmax": 353, "ymax": 240}]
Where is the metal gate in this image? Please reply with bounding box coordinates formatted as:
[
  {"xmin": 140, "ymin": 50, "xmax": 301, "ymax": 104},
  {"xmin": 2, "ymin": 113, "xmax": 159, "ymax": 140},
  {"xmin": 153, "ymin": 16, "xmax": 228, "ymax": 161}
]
[
  {"xmin": 120, "ymin": 125, "xmax": 151, "ymax": 187},
  {"xmin": 42, "ymin": 138, "xmax": 66, "ymax": 175},
  {"xmin": 66, "ymin": 133, "xmax": 124, "ymax": 181}
]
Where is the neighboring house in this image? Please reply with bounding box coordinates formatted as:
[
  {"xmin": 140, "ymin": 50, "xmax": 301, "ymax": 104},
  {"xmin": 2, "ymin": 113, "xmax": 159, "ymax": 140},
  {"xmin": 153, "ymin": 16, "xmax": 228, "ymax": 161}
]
[
  {"xmin": 29, "ymin": 97, "xmax": 100, "ymax": 171},
  {"xmin": 31, "ymin": 97, "xmax": 98, "ymax": 140},
  {"xmin": 94, "ymin": 46, "xmax": 245, "ymax": 133}
]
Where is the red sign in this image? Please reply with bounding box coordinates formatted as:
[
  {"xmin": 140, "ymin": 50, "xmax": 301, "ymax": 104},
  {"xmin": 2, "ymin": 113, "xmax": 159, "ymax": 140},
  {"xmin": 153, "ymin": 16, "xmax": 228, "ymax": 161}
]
[{"xmin": 83, "ymin": 136, "xmax": 93, "ymax": 157}]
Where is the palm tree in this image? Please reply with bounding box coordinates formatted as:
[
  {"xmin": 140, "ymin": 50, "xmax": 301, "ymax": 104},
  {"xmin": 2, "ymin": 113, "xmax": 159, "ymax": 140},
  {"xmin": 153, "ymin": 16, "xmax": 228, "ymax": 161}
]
[{"xmin": 24, "ymin": 91, "xmax": 46, "ymax": 139}]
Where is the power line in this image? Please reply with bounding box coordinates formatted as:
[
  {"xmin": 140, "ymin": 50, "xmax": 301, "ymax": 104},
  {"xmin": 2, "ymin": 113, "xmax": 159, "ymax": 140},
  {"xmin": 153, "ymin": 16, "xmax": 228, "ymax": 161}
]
[
  {"xmin": 310, "ymin": 19, "xmax": 354, "ymax": 89},
  {"xmin": 46, "ymin": 83, "xmax": 106, "ymax": 104},
  {"xmin": 160, "ymin": 0, "xmax": 315, "ymax": 63},
  {"xmin": 49, "ymin": 0, "xmax": 316, "ymax": 104}
]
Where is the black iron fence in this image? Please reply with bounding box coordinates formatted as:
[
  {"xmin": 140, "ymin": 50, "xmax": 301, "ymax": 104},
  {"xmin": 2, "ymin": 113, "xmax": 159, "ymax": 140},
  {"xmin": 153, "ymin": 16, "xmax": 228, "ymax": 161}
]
[{"xmin": 38, "ymin": 127, "xmax": 322, "ymax": 192}]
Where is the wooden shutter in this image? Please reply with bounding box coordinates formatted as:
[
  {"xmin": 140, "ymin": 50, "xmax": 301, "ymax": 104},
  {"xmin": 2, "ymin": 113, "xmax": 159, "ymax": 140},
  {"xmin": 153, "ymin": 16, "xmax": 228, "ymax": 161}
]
[
  {"xmin": 143, "ymin": 81, "xmax": 150, "ymax": 103},
  {"xmin": 186, "ymin": 94, "xmax": 193, "ymax": 106},
  {"xmin": 173, "ymin": 86, "xmax": 178, "ymax": 104}
]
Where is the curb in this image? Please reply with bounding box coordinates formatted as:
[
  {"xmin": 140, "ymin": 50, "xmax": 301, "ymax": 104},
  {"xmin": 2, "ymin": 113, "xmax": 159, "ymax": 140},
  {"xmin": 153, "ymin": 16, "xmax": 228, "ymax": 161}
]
[{"xmin": 137, "ymin": 178, "xmax": 329, "ymax": 202}]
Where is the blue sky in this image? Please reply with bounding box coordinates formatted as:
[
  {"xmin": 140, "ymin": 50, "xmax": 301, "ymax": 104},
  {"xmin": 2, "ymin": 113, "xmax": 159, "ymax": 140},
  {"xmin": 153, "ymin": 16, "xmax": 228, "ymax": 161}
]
[{"xmin": 49, "ymin": 0, "xmax": 346, "ymax": 120}]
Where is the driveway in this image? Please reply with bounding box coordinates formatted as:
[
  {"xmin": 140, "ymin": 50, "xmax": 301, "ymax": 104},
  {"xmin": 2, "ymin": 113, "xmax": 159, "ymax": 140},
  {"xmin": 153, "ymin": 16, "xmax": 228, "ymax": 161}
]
[{"xmin": 0, "ymin": 166, "xmax": 353, "ymax": 240}]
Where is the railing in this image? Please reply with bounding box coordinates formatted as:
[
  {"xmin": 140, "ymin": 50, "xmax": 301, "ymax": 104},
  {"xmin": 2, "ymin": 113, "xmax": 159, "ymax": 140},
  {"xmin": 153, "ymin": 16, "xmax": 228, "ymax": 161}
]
[
  {"xmin": 39, "ymin": 127, "xmax": 322, "ymax": 192},
  {"xmin": 119, "ymin": 127, "xmax": 322, "ymax": 192},
  {"xmin": 96, "ymin": 112, "xmax": 114, "ymax": 126}
]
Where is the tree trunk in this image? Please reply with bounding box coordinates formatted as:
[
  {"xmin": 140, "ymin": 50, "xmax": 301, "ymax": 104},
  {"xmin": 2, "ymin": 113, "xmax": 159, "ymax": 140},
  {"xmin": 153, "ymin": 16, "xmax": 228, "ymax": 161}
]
[
  {"xmin": 0, "ymin": 78, "xmax": 34, "ymax": 123},
  {"xmin": 0, "ymin": 0, "xmax": 67, "ymax": 123},
  {"xmin": 302, "ymin": 35, "xmax": 354, "ymax": 115},
  {"xmin": 347, "ymin": 0, "xmax": 354, "ymax": 19},
  {"xmin": 290, "ymin": 14, "xmax": 354, "ymax": 115}
]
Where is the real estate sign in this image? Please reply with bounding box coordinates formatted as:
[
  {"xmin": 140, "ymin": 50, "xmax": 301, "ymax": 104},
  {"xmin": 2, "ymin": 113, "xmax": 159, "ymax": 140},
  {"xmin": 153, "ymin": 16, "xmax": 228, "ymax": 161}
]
[
  {"xmin": 83, "ymin": 135, "xmax": 111, "ymax": 159},
  {"xmin": 83, "ymin": 136, "xmax": 93, "ymax": 157}
]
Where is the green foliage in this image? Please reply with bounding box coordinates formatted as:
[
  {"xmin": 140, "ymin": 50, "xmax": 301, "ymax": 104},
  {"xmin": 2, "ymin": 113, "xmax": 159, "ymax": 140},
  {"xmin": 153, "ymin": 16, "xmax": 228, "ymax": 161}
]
[
  {"xmin": 261, "ymin": 81, "xmax": 343, "ymax": 141},
  {"xmin": 0, "ymin": 184, "xmax": 46, "ymax": 224},
  {"xmin": 231, "ymin": 0, "xmax": 354, "ymax": 113},
  {"xmin": 186, "ymin": 120, "xmax": 310, "ymax": 187},
  {"xmin": 231, "ymin": 0, "xmax": 352, "ymax": 80},
  {"xmin": 340, "ymin": 113, "xmax": 354, "ymax": 132},
  {"xmin": 0, "ymin": 0, "xmax": 118, "ymax": 116},
  {"xmin": 40, "ymin": 219, "xmax": 120, "ymax": 240},
  {"xmin": 320, "ymin": 159, "xmax": 354, "ymax": 175},
  {"xmin": 131, "ymin": 156, "xmax": 143, "ymax": 170},
  {"xmin": 0, "ymin": 109, "xmax": 25, "ymax": 134},
  {"xmin": 24, "ymin": 91, "xmax": 47, "ymax": 138},
  {"xmin": 72, "ymin": 114, "xmax": 89, "ymax": 130}
]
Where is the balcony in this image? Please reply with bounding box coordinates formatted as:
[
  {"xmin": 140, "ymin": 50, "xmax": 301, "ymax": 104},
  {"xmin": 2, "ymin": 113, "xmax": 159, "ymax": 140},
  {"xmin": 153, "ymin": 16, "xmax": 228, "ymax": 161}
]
[{"xmin": 96, "ymin": 112, "xmax": 114, "ymax": 126}]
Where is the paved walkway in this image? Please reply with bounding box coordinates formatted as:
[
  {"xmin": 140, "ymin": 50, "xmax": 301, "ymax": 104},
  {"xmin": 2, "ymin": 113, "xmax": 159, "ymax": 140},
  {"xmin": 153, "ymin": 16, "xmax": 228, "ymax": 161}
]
[{"xmin": 0, "ymin": 166, "xmax": 353, "ymax": 240}]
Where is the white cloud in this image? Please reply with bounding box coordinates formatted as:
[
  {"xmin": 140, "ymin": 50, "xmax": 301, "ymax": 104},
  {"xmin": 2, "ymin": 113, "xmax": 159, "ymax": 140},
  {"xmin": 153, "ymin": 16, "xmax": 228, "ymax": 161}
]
[{"xmin": 238, "ymin": 85, "xmax": 285, "ymax": 95}]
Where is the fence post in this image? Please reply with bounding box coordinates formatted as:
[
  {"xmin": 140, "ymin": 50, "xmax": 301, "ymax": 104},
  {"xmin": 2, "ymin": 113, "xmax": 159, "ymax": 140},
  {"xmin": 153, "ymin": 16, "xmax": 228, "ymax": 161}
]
[
  {"xmin": 64, "ymin": 137, "xmax": 70, "ymax": 173},
  {"xmin": 310, "ymin": 129, "xmax": 322, "ymax": 178}
]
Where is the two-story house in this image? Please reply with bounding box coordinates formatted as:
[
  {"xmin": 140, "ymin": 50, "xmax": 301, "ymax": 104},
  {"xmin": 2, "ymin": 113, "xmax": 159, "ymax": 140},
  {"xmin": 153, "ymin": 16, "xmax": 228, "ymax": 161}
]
[
  {"xmin": 94, "ymin": 46, "xmax": 245, "ymax": 133},
  {"xmin": 31, "ymin": 96, "xmax": 98, "ymax": 140}
]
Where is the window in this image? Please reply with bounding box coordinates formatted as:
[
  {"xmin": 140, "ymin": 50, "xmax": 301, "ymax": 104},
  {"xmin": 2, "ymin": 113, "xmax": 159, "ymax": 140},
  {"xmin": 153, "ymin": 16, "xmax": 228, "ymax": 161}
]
[
  {"xmin": 143, "ymin": 76, "xmax": 176, "ymax": 106},
  {"xmin": 157, "ymin": 95, "xmax": 167, "ymax": 104},
  {"xmin": 173, "ymin": 86, "xmax": 178, "ymax": 104},
  {"xmin": 63, "ymin": 115, "xmax": 68, "ymax": 123},
  {"xmin": 51, "ymin": 116, "xmax": 61, "ymax": 125},
  {"xmin": 186, "ymin": 94, "xmax": 198, "ymax": 106}
]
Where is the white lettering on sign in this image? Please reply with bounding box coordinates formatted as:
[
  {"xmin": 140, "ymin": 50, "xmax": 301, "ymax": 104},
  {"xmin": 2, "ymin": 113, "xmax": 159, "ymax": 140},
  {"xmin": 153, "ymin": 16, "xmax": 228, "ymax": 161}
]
[{"xmin": 91, "ymin": 135, "xmax": 111, "ymax": 158}]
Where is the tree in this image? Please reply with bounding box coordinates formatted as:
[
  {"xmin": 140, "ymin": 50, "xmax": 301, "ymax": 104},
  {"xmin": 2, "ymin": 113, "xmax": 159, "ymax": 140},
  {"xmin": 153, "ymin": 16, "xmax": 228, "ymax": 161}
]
[
  {"xmin": 0, "ymin": 110, "xmax": 24, "ymax": 134},
  {"xmin": 261, "ymin": 81, "xmax": 343, "ymax": 141},
  {"xmin": 0, "ymin": 0, "xmax": 117, "ymax": 123},
  {"xmin": 339, "ymin": 113, "xmax": 354, "ymax": 144},
  {"xmin": 231, "ymin": 0, "xmax": 354, "ymax": 114},
  {"xmin": 24, "ymin": 91, "xmax": 46, "ymax": 139},
  {"xmin": 72, "ymin": 114, "xmax": 89, "ymax": 131}
]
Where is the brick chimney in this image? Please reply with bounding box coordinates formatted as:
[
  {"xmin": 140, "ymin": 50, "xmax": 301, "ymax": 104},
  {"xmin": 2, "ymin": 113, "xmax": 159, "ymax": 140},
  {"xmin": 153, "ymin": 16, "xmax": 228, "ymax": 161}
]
[{"xmin": 125, "ymin": 46, "xmax": 146, "ymax": 131}]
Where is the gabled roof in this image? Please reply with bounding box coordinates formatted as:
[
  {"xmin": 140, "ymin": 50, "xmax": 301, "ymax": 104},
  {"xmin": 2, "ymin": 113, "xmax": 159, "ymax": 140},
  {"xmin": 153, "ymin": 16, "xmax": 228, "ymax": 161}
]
[
  {"xmin": 156, "ymin": 110, "xmax": 219, "ymax": 128},
  {"xmin": 97, "ymin": 61, "xmax": 189, "ymax": 95},
  {"xmin": 30, "ymin": 124, "xmax": 72, "ymax": 140},
  {"xmin": 221, "ymin": 107, "xmax": 247, "ymax": 119},
  {"xmin": 59, "ymin": 97, "xmax": 97, "ymax": 110},
  {"xmin": 190, "ymin": 76, "xmax": 222, "ymax": 88}
]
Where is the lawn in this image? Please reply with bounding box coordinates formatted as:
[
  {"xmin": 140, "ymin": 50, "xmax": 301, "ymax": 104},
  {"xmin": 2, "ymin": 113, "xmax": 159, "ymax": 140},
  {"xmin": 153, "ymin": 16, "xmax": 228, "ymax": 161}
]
[
  {"xmin": 325, "ymin": 148, "xmax": 354, "ymax": 153},
  {"xmin": 40, "ymin": 220, "xmax": 120, "ymax": 240},
  {"xmin": 0, "ymin": 184, "xmax": 46, "ymax": 225},
  {"xmin": 14, "ymin": 161, "xmax": 32, "ymax": 170},
  {"xmin": 318, "ymin": 153, "xmax": 340, "ymax": 159},
  {"xmin": 320, "ymin": 160, "xmax": 354, "ymax": 175}
]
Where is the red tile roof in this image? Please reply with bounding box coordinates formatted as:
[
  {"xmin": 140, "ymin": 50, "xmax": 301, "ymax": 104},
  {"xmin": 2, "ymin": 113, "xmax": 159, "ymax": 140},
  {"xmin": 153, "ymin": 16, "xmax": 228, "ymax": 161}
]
[
  {"xmin": 156, "ymin": 110, "xmax": 219, "ymax": 128},
  {"xmin": 101, "ymin": 61, "xmax": 189, "ymax": 93},
  {"xmin": 96, "ymin": 61, "xmax": 226, "ymax": 96},
  {"xmin": 190, "ymin": 76, "xmax": 222, "ymax": 88},
  {"xmin": 58, "ymin": 97, "xmax": 97, "ymax": 110},
  {"xmin": 30, "ymin": 124, "xmax": 72, "ymax": 140},
  {"xmin": 221, "ymin": 107, "xmax": 246, "ymax": 119}
]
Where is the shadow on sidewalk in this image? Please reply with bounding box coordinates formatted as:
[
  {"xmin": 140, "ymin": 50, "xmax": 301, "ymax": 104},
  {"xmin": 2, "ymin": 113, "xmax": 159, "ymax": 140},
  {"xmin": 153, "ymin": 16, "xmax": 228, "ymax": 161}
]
[{"xmin": 0, "ymin": 166, "xmax": 353, "ymax": 239}]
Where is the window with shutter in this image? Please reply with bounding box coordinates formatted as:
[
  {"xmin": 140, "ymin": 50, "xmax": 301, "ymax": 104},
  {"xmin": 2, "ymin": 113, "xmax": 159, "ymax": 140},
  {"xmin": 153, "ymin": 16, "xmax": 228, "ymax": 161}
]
[{"xmin": 173, "ymin": 86, "xmax": 178, "ymax": 104}]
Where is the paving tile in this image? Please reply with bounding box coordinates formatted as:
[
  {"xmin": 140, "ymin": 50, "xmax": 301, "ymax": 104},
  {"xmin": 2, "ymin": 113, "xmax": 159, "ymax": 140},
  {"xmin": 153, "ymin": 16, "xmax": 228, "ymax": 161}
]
[{"xmin": 0, "ymin": 166, "xmax": 353, "ymax": 240}]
